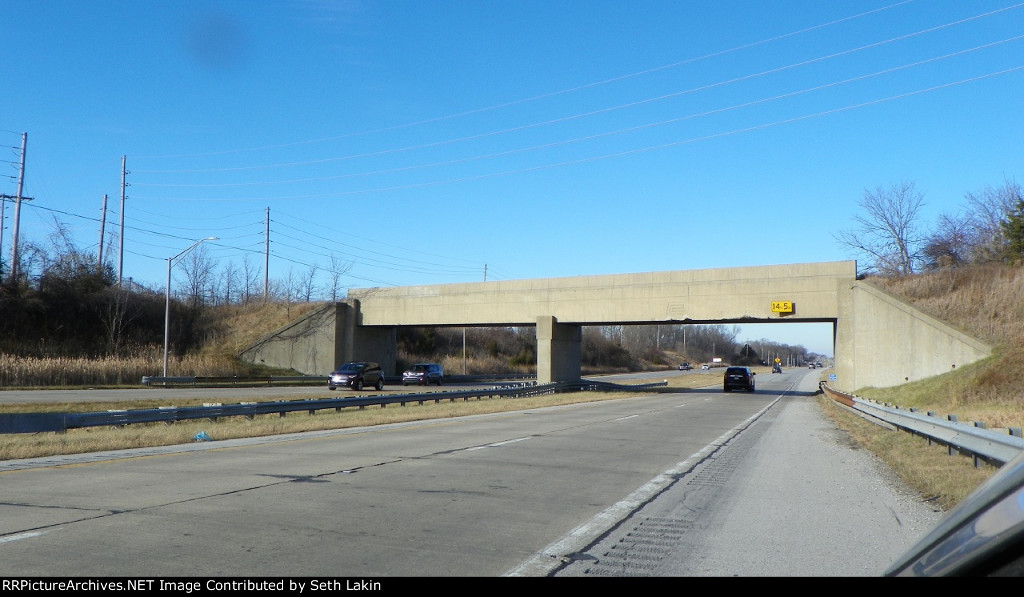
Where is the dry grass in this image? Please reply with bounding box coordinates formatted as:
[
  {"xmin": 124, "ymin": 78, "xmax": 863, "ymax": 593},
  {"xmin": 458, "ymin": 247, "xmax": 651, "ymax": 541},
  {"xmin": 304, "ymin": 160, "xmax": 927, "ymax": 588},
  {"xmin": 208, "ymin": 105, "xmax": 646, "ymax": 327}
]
[
  {"xmin": 0, "ymin": 302, "xmax": 323, "ymax": 388},
  {"xmin": 203, "ymin": 301, "xmax": 321, "ymax": 355},
  {"xmin": 852, "ymin": 346, "xmax": 1024, "ymax": 430},
  {"xmin": 866, "ymin": 263, "xmax": 1024, "ymax": 348},
  {"xmin": 0, "ymin": 391, "xmax": 635, "ymax": 461},
  {"xmin": 0, "ymin": 351, "xmax": 247, "ymax": 388},
  {"xmin": 817, "ymin": 395, "xmax": 997, "ymax": 511}
]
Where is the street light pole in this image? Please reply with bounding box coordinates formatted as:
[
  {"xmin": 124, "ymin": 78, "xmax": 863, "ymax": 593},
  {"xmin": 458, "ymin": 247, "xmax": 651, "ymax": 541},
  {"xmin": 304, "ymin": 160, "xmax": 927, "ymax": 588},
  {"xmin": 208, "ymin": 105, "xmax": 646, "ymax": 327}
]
[{"xmin": 163, "ymin": 237, "xmax": 218, "ymax": 378}]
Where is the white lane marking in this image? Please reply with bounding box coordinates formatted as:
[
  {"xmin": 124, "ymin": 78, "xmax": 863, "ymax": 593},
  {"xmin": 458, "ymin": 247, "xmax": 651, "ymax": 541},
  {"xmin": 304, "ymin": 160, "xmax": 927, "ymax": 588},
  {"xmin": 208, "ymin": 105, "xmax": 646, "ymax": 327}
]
[
  {"xmin": 0, "ymin": 531, "xmax": 48, "ymax": 543},
  {"xmin": 504, "ymin": 397, "xmax": 781, "ymax": 577},
  {"xmin": 467, "ymin": 437, "xmax": 530, "ymax": 451}
]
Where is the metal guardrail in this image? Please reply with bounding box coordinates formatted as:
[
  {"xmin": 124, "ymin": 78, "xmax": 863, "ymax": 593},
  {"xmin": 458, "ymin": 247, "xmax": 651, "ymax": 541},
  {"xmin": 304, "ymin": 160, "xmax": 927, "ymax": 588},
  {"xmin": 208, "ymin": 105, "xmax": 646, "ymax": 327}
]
[
  {"xmin": 140, "ymin": 375, "xmax": 324, "ymax": 386},
  {"xmin": 139, "ymin": 373, "xmax": 537, "ymax": 386},
  {"xmin": 0, "ymin": 379, "xmax": 666, "ymax": 434},
  {"xmin": 821, "ymin": 383, "xmax": 1024, "ymax": 467}
]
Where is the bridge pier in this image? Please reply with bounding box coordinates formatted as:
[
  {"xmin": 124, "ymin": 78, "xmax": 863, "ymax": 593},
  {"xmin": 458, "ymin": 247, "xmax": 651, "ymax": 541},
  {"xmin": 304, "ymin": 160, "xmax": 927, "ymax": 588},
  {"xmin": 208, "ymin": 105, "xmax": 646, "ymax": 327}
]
[{"xmin": 537, "ymin": 316, "xmax": 581, "ymax": 384}]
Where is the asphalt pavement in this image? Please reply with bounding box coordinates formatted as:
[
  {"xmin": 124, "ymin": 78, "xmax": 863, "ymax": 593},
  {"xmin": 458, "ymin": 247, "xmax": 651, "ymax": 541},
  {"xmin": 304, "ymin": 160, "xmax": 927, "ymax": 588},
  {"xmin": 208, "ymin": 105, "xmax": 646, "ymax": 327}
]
[{"xmin": 537, "ymin": 369, "xmax": 946, "ymax": 577}]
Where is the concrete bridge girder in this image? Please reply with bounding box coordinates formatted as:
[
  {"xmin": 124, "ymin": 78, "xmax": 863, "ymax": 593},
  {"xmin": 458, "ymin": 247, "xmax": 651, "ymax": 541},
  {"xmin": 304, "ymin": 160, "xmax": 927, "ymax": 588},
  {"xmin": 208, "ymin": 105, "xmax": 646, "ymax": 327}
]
[{"xmin": 238, "ymin": 261, "xmax": 992, "ymax": 392}]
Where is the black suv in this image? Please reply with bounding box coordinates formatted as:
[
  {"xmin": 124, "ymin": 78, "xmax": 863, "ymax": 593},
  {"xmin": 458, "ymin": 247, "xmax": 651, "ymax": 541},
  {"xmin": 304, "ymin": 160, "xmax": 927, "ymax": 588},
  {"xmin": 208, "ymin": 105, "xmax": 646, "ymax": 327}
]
[
  {"xmin": 723, "ymin": 366, "xmax": 756, "ymax": 392},
  {"xmin": 328, "ymin": 361, "xmax": 385, "ymax": 391},
  {"xmin": 402, "ymin": 363, "xmax": 444, "ymax": 386}
]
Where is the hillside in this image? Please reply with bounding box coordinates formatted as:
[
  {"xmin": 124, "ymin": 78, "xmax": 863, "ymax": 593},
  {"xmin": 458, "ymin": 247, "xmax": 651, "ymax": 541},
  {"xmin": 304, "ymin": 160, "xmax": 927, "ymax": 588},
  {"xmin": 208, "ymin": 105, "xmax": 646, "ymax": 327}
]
[
  {"xmin": 857, "ymin": 263, "xmax": 1024, "ymax": 429},
  {"xmin": 865, "ymin": 263, "xmax": 1024, "ymax": 348},
  {"xmin": 202, "ymin": 301, "xmax": 322, "ymax": 356}
]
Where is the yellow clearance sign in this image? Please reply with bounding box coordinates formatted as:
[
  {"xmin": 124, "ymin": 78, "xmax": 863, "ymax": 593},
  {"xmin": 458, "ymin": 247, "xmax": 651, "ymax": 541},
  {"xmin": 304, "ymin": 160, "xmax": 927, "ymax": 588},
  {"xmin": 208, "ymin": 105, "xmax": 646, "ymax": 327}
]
[{"xmin": 771, "ymin": 301, "xmax": 794, "ymax": 313}]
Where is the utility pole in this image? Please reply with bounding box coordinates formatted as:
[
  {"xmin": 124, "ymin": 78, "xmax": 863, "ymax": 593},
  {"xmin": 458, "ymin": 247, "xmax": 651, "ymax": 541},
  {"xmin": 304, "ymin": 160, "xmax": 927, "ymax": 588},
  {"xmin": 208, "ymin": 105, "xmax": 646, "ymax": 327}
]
[
  {"xmin": 98, "ymin": 194, "xmax": 108, "ymax": 269},
  {"xmin": 0, "ymin": 195, "xmax": 19, "ymax": 280},
  {"xmin": 117, "ymin": 155, "xmax": 127, "ymax": 285},
  {"xmin": 8, "ymin": 133, "xmax": 27, "ymax": 283},
  {"xmin": 263, "ymin": 207, "xmax": 270, "ymax": 298}
]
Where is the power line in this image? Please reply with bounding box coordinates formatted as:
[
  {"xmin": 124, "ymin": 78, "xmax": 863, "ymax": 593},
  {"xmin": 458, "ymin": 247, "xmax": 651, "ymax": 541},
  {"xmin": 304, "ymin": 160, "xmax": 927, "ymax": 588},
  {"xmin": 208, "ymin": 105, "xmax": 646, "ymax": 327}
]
[{"xmin": 129, "ymin": 1, "xmax": 919, "ymax": 162}]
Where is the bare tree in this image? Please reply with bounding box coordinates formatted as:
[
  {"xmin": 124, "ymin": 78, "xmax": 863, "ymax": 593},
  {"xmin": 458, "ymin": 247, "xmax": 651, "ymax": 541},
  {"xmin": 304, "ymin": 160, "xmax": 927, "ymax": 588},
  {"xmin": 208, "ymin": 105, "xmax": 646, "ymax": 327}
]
[
  {"xmin": 834, "ymin": 181, "xmax": 925, "ymax": 276},
  {"xmin": 98, "ymin": 286, "xmax": 141, "ymax": 355},
  {"xmin": 180, "ymin": 245, "xmax": 217, "ymax": 308},
  {"xmin": 922, "ymin": 212, "xmax": 975, "ymax": 270},
  {"xmin": 965, "ymin": 178, "xmax": 1023, "ymax": 263},
  {"xmin": 264, "ymin": 278, "xmax": 289, "ymax": 302},
  {"xmin": 218, "ymin": 260, "xmax": 240, "ymax": 305},
  {"xmin": 266, "ymin": 269, "xmax": 299, "ymax": 302},
  {"xmin": 299, "ymin": 264, "xmax": 318, "ymax": 302},
  {"xmin": 15, "ymin": 240, "xmax": 49, "ymax": 286},
  {"xmin": 326, "ymin": 254, "xmax": 352, "ymax": 301},
  {"xmin": 240, "ymin": 255, "xmax": 262, "ymax": 304}
]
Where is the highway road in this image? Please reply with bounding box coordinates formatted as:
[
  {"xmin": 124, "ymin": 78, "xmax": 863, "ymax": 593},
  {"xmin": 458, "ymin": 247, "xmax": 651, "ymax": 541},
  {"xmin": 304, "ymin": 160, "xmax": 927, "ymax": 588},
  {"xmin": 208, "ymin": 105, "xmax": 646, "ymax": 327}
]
[
  {"xmin": 0, "ymin": 369, "xmax": 942, "ymax": 577},
  {"xmin": 0, "ymin": 369, "xmax": 705, "ymax": 406}
]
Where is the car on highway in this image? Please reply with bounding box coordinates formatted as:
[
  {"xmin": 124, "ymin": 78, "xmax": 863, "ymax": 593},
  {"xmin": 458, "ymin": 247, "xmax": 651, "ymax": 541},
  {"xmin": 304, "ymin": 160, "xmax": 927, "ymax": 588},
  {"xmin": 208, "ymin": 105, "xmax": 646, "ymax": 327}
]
[
  {"xmin": 701, "ymin": 364, "xmax": 710, "ymax": 370},
  {"xmin": 402, "ymin": 363, "xmax": 444, "ymax": 386},
  {"xmin": 328, "ymin": 361, "xmax": 385, "ymax": 391},
  {"xmin": 678, "ymin": 362, "xmax": 692, "ymax": 371},
  {"xmin": 723, "ymin": 366, "xmax": 755, "ymax": 392},
  {"xmin": 773, "ymin": 363, "xmax": 782, "ymax": 373}
]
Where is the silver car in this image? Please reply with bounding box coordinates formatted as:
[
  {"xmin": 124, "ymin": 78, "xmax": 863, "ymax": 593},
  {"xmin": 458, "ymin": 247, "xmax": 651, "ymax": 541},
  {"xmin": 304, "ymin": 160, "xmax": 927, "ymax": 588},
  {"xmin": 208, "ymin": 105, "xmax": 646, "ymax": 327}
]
[{"xmin": 402, "ymin": 363, "xmax": 444, "ymax": 386}]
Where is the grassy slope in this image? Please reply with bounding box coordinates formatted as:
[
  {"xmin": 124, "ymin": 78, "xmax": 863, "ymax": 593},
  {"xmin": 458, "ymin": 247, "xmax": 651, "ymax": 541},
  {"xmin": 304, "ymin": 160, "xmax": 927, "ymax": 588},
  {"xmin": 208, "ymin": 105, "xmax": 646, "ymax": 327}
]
[
  {"xmin": 856, "ymin": 264, "xmax": 1024, "ymax": 430},
  {"xmin": 818, "ymin": 263, "xmax": 1024, "ymax": 509}
]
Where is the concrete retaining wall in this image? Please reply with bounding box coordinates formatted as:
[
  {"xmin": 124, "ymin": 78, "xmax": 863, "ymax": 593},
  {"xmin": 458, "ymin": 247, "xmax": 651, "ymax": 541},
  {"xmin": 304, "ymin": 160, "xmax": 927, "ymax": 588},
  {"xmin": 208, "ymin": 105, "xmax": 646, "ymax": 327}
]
[{"xmin": 835, "ymin": 281, "xmax": 992, "ymax": 391}]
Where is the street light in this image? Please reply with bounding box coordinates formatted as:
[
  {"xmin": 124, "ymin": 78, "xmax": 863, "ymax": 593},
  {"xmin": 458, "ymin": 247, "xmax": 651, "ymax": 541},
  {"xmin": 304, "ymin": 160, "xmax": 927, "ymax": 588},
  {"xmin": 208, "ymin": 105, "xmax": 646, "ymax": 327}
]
[{"xmin": 163, "ymin": 237, "xmax": 218, "ymax": 378}]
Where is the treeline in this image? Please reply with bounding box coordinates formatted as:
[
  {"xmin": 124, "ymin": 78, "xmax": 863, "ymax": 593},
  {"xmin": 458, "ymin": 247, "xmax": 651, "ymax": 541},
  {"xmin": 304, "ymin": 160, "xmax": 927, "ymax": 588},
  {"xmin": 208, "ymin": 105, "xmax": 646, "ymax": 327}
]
[
  {"xmin": 399, "ymin": 322, "xmax": 818, "ymax": 376},
  {"xmin": 0, "ymin": 264, "xmax": 209, "ymax": 359},
  {"xmin": 837, "ymin": 178, "xmax": 1024, "ymax": 276}
]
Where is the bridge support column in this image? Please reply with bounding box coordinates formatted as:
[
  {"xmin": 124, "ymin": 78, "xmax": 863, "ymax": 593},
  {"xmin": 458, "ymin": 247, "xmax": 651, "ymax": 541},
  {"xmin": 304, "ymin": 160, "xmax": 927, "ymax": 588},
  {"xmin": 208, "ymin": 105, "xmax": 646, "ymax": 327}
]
[
  {"xmin": 336, "ymin": 301, "xmax": 397, "ymax": 376},
  {"xmin": 536, "ymin": 316, "xmax": 581, "ymax": 384}
]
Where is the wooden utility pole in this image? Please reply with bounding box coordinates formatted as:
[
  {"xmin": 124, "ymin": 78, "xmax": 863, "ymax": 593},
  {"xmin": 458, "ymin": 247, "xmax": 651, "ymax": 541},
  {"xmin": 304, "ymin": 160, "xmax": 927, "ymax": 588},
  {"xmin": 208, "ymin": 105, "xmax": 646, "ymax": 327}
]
[
  {"xmin": 264, "ymin": 207, "xmax": 270, "ymax": 299},
  {"xmin": 8, "ymin": 133, "xmax": 28, "ymax": 282},
  {"xmin": 118, "ymin": 155, "xmax": 127, "ymax": 285},
  {"xmin": 98, "ymin": 194, "xmax": 108, "ymax": 268}
]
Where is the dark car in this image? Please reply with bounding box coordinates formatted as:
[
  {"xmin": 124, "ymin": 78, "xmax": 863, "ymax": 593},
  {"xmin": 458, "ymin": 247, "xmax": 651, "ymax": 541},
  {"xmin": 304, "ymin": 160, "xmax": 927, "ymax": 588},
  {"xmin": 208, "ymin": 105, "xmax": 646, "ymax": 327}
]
[
  {"xmin": 723, "ymin": 366, "xmax": 755, "ymax": 392},
  {"xmin": 328, "ymin": 361, "xmax": 385, "ymax": 391},
  {"xmin": 402, "ymin": 363, "xmax": 444, "ymax": 386},
  {"xmin": 678, "ymin": 362, "xmax": 692, "ymax": 371},
  {"xmin": 773, "ymin": 363, "xmax": 782, "ymax": 373}
]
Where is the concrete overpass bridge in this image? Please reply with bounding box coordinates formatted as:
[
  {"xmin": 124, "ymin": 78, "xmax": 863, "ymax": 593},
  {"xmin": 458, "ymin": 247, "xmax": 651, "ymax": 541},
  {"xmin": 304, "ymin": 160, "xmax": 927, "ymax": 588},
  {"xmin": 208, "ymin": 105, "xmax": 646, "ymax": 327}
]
[{"xmin": 239, "ymin": 260, "xmax": 992, "ymax": 392}]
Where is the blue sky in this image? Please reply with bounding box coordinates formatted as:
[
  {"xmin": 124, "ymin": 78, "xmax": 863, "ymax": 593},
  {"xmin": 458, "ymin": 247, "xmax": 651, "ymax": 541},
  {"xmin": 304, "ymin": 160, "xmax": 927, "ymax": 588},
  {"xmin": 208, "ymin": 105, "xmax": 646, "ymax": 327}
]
[{"xmin": 3, "ymin": 1, "xmax": 1022, "ymax": 357}]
